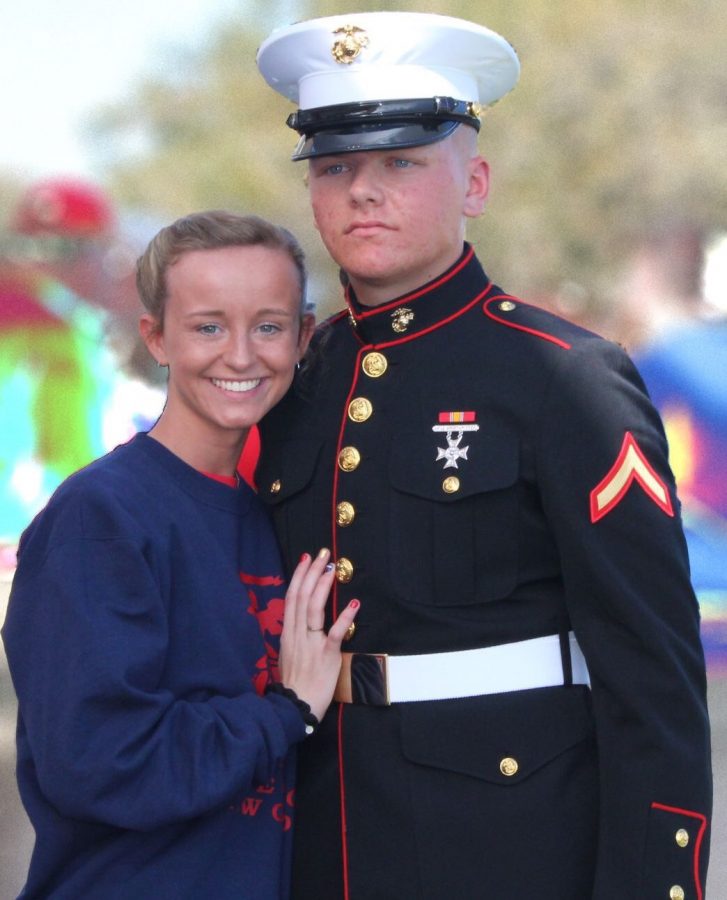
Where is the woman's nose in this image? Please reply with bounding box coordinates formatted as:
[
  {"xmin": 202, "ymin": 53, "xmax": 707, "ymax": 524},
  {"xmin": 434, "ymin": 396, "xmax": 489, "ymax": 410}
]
[{"xmin": 223, "ymin": 331, "xmax": 253, "ymax": 368}]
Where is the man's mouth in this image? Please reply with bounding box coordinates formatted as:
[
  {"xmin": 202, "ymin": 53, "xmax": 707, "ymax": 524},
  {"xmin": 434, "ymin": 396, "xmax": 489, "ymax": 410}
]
[{"xmin": 345, "ymin": 221, "xmax": 390, "ymax": 234}]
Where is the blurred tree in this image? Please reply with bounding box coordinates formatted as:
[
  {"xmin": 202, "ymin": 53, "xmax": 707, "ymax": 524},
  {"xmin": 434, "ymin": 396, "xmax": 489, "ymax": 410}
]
[
  {"xmin": 92, "ymin": 0, "xmax": 727, "ymax": 323},
  {"xmin": 0, "ymin": 176, "xmax": 25, "ymax": 230}
]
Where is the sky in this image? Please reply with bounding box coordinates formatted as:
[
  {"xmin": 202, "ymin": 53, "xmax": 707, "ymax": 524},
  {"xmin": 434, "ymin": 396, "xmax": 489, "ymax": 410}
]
[{"xmin": 0, "ymin": 0, "xmax": 297, "ymax": 180}]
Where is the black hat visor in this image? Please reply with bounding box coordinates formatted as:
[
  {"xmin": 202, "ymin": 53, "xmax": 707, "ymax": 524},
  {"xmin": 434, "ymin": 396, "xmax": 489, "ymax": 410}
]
[{"xmin": 287, "ymin": 97, "xmax": 480, "ymax": 161}]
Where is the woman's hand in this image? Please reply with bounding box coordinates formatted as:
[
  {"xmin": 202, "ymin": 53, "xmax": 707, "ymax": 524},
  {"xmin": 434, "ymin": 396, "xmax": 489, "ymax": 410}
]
[{"xmin": 278, "ymin": 548, "xmax": 359, "ymax": 722}]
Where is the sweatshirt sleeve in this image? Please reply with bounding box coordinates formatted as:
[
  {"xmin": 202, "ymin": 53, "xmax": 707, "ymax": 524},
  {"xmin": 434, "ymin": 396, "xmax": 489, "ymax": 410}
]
[
  {"xmin": 535, "ymin": 337, "xmax": 712, "ymax": 899},
  {"xmin": 3, "ymin": 493, "xmax": 306, "ymax": 832}
]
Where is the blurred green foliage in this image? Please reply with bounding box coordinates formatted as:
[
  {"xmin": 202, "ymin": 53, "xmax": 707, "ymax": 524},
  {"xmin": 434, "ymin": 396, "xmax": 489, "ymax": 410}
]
[{"xmin": 90, "ymin": 0, "xmax": 727, "ymax": 320}]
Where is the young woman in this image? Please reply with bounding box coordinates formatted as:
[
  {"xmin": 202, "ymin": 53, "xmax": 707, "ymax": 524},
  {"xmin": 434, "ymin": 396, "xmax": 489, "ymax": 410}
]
[{"xmin": 2, "ymin": 211, "xmax": 358, "ymax": 899}]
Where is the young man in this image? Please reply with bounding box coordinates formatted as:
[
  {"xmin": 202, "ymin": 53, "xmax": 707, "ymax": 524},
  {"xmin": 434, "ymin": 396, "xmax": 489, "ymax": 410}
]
[{"xmin": 256, "ymin": 13, "xmax": 712, "ymax": 899}]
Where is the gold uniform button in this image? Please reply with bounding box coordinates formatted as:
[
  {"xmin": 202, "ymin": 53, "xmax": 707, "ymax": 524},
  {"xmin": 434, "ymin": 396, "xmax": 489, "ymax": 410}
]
[
  {"xmin": 499, "ymin": 757, "xmax": 519, "ymax": 777},
  {"xmin": 270, "ymin": 479, "xmax": 281, "ymax": 494},
  {"xmin": 362, "ymin": 352, "xmax": 388, "ymax": 378},
  {"xmin": 336, "ymin": 501, "xmax": 356, "ymax": 527},
  {"xmin": 669, "ymin": 887, "xmax": 685, "ymax": 900},
  {"xmin": 338, "ymin": 446, "xmax": 361, "ymax": 472},
  {"xmin": 442, "ymin": 476, "xmax": 460, "ymax": 494},
  {"xmin": 348, "ymin": 397, "xmax": 373, "ymax": 422},
  {"xmin": 675, "ymin": 828, "xmax": 690, "ymax": 848},
  {"xmin": 499, "ymin": 300, "xmax": 517, "ymax": 312},
  {"xmin": 335, "ymin": 557, "xmax": 354, "ymax": 583}
]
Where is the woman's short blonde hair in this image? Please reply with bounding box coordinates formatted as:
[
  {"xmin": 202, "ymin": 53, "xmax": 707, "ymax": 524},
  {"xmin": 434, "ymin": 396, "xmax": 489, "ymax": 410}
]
[{"xmin": 136, "ymin": 210, "xmax": 307, "ymax": 325}]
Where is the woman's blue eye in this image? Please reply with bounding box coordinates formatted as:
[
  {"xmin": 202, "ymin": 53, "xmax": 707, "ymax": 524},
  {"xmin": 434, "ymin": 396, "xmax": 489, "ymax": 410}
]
[
  {"xmin": 198, "ymin": 323, "xmax": 221, "ymax": 335},
  {"xmin": 258, "ymin": 322, "xmax": 282, "ymax": 335}
]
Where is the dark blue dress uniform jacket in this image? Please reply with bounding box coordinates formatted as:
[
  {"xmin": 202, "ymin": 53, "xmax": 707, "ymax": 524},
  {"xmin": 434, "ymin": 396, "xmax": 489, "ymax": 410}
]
[{"xmin": 257, "ymin": 245, "xmax": 712, "ymax": 900}]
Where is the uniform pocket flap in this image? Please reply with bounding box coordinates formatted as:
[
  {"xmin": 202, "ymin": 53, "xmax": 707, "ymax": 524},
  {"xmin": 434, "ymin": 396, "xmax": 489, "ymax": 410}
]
[
  {"xmin": 255, "ymin": 438, "xmax": 323, "ymax": 505},
  {"xmin": 389, "ymin": 425, "xmax": 519, "ymax": 501},
  {"xmin": 400, "ymin": 685, "xmax": 593, "ymax": 784}
]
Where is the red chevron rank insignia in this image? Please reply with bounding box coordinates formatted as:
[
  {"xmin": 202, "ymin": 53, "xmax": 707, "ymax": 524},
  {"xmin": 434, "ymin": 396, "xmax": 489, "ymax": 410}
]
[{"xmin": 590, "ymin": 431, "xmax": 674, "ymax": 523}]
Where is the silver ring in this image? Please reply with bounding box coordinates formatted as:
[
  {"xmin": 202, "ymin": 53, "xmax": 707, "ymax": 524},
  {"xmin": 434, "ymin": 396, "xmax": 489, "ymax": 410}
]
[{"xmin": 306, "ymin": 625, "xmax": 325, "ymax": 632}]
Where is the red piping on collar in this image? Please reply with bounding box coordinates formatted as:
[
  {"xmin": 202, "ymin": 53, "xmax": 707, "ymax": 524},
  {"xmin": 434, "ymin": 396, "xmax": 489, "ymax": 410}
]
[
  {"xmin": 483, "ymin": 295, "xmax": 572, "ymax": 350},
  {"xmin": 352, "ymin": 282, "xmax": 495, "ymax": 350},
  {"xmin": 346, "ymin": 246, "xmax": 476, "ymax": 322},
  {"xmin": 651, "ymin": 803, "xmax": 707, "ymax": 900},
  {"xmin": 325, "ymin": 309, "xmax": 350, "ymax": 326}
]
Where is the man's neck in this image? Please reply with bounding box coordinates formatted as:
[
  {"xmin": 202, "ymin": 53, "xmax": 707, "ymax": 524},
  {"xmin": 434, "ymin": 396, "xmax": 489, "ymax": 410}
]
[{"xmin": 347, "ymin": 248, "xmax": 466, "ymax": 308}]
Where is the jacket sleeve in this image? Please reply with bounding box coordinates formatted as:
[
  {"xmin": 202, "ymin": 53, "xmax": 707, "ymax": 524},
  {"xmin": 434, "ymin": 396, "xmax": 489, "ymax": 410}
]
[
  {"xmin": 535, "ymin": 337, "xmax": 712, "ymax": 899},
  {"xmin": 2, "ymin": 497, "xmax": 305, "ymax": 832}
]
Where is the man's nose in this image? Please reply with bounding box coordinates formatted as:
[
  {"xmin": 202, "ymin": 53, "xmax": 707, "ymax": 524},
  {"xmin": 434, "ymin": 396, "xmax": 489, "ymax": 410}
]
[{"xmin": 349, "ymin": 166, "xmax": 384, "ymax": 205}]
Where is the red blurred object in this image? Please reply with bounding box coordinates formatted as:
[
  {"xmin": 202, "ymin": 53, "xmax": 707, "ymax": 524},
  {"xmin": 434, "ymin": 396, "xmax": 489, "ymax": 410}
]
[
  {"xmin": 0, "ymin": 277, "xmax": 63, "ymax": 328},
  {"xmin": 12, "ymin": 177, "xmax": 115, "ymax": 236}
]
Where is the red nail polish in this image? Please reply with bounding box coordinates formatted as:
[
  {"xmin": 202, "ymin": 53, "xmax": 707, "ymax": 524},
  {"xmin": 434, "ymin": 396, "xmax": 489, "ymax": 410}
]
[
  {"xmin": 300, "ymin": 552, "xmax": 310, "ymax": 563},
  {"xmin": 349, "ymin": 599, "xmax": 360, "ymax": 610}
]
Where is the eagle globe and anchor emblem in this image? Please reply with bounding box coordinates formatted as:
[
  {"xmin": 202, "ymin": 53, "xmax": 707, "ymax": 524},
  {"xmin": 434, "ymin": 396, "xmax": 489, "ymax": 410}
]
[{"xmin": 331, "ymin": 25, "xmax": 369, "ymax": 64}]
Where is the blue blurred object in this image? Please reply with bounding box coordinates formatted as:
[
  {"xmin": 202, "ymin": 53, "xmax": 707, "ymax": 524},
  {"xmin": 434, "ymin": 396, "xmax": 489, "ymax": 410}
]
[{"xmin": 634, "ymin": 319, "xmax": 727, "ymax": 672}]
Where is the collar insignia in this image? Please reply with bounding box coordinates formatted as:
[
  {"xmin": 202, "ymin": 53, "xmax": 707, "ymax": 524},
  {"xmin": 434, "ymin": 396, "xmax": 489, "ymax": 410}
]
[{"xmin": 391, "ymin": 307, "xmax": 414, "ymax": 333}]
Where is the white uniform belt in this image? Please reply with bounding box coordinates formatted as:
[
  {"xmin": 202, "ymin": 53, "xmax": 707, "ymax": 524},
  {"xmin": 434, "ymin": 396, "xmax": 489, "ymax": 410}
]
[{"xmin": 334, "ymin": 632, "xmax": 590, "ymax": 706}]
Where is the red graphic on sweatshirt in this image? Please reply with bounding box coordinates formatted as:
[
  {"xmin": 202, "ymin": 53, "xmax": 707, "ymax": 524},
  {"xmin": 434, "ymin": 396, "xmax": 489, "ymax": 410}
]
[
  {"xmin": 272, "ymin": 788, "xmax": 296, "ymax": 832},
  {"xmin": 230, "ymin": 780, "xmax": 295, "ymax": 831},
  {"xmin": 241, "ymin": 571, "xmax": 285, "ymax": 694}
]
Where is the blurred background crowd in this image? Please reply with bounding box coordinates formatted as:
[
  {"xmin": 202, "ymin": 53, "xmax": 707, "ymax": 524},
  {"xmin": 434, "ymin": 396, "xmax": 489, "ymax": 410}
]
[
  {"xmin": 1, "ymin": 0, "xmax": 726, "ymax": 894},
  {"xmin": 2, "ymin": 0, "xmax": 725, "ymax": 664}
]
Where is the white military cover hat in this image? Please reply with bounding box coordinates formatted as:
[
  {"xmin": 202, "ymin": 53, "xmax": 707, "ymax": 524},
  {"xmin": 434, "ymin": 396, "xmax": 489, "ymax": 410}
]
[{"xmin": 257, "ymin": 11, "xmax": 520, "ymax": 160}]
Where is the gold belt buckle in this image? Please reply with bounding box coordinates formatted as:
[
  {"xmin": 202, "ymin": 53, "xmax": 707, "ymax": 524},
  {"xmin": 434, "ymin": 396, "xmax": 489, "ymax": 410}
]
[{"xmin": 335, "ymin": 652, "xmax": 390, "ymax": 706}]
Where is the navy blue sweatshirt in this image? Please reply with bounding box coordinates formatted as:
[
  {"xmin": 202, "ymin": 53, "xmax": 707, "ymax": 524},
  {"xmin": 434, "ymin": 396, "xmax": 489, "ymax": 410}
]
[{"xmin": 2, "ymin": 433, "xmax": 307, "ymax": 899}]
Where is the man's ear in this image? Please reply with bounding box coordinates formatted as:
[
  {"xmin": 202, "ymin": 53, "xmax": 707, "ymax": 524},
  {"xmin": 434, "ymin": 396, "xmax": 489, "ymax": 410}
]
[
  {"xmin": 139, "ymin": 314, "xmax": 167, "ymax": 366},
  {"xmin": 463, "ymin": 156, "xmax": 490, "ymax": 219}
]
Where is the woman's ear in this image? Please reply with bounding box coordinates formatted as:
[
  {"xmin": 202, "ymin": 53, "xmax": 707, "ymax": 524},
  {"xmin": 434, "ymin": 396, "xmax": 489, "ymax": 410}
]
[
  {"xmin": 297, "ymin": 313, "xmax": 316, "ymax": 358},
  {"xmin": 139, "ymin": 314, "xmax": 167, "ymax": 366}
]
